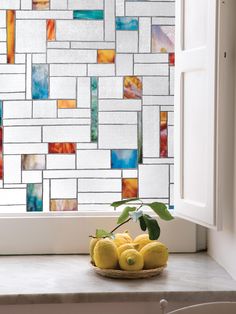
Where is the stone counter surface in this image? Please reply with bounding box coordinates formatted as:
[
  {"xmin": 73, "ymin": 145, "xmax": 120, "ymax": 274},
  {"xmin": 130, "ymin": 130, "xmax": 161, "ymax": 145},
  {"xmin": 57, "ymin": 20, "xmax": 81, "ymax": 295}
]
[{"xmin": 0, "ymin": 253, "xmax": 236, "ymax": 305}]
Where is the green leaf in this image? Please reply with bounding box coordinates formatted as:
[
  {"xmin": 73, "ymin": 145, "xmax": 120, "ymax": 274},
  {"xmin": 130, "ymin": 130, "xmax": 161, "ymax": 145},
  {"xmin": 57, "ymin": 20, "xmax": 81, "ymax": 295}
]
[
  {"xmin": 129, "ymin": 210, "xmax": 143, "ymax": 222},
  {"xmin": 147, "ymin": 202, "xmax": 174, "ymax": 221},
  {"xmin": 111, "ymin": 198, "xmax": 140, "ymax": 209},
  {"xmin": 143, "ymin": 214, "xmax": 160, "ymax": 240},
  {"xmin": 96, "ymin": 229, "xmax": 114, "ymax": 239},
  {"xmin": 139, "ymin": 215, "xmax": 147, "ymax": 231},
  {"xmin": 117, "ymin": 206, "xmax": 136, "ymax": 224}
]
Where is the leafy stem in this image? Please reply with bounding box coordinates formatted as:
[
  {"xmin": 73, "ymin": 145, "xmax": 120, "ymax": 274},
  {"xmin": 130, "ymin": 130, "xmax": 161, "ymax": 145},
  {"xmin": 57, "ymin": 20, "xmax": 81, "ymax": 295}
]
[{"xmin": 110, "ymin": 217, "xmax": 131, "ymax": 233}]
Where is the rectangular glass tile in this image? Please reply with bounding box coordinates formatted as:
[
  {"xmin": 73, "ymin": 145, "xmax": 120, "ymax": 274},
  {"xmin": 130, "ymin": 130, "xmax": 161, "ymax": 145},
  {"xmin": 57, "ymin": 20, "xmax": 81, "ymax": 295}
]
[
  {"xmin": 0, "ymin": 101, "xmax": 2, "ymax": 127},
  {"xmin": 57, "ymin": 100, "xmax": 76, "ymax": 109},
  {"xmin": 22, "ymin": 155, "xmax": 45, "ymax": 170},
  {"xmin": 122, "ymin": 178, "xmax": 138, "ymax": 199},
  {"xmin": 33, "ymin": 0, "xmax": 49, "ymax": 10},
  {"xmin": 138, "ymin": 112, "xmax": 143, "ymax": 164},
  {"xmin": 7, "ymin": 10, "xmax": 15, "ymax": 64},
  {"xmin": 32, "ymin": 64, "xmax": 49, "ymax": 100},
  {"xmin": 0, "ymin": 127, "xmax": 2, "ymax": 180},
  {"xmin": 160, "ymin": 111, "xmax": 168, "ymax": 158},
  {"xmin": 27, "ymin": 183, "xmax": 43, "ymax": 212},
  {"xmin": 91, "ymin": 77, "xmax": 98, "ymax": 142},
  {"xmin": 97, "ymin": 50, "xmax": 115, "ymax": 64},
  {"xmin": 50, "ymin": 199, "xmax": 77, "ymax": 211},
  {"xmin": 152, "ymin": 25, "xmax": 175, "ymax": 53},
  {"xmin": 111, "ymin": 150, "xmax": 138, "ymax": 169},
  {"xmin": 124, "ymin": 76, "xmax": 142, "ymax": 99},
  {"xmin": 169, "ymin": 52, "xmax": 175, "ymax": 66},
  {"xmin": 47, "ymin": 19, "xmax": 56, "ymax": 41},
  {"xmin": 116, "ymin": 17, "xmax": 138, "ymax": 30},
  {"xmin": 48, "ymin": 143, "xmax": 76, "ymax": 154},
  {"xmin": 73, "ymin": 10, "xmax": 104, "ymax": 20}
]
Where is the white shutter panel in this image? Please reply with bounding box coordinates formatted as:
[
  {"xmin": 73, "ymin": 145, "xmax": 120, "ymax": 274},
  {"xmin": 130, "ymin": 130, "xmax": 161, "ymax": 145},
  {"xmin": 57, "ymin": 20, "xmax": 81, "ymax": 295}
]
[{"xmin": 174, "ymin": 0, "xmax": 219, "ymax": 227}]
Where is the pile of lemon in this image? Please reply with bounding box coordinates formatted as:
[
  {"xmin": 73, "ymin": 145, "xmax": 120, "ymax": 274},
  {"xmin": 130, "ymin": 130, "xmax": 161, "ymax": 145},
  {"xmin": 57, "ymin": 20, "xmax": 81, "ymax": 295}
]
[{"xmin": 90, "ymin": 231, "xmax": 168, "ymax": 271}]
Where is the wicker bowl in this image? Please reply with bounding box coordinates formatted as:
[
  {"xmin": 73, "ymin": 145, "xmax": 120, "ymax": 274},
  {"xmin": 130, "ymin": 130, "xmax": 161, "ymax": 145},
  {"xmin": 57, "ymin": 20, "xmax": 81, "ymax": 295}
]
[{"xmin": 91, "ymin": 262, "xmax": 167, "ymax": 279}]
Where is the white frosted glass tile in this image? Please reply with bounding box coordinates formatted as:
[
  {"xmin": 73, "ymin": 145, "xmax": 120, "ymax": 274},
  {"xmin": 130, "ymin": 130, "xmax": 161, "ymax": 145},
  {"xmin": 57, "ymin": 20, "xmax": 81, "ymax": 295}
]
[
  {"xmin": 134, "ymin": 64, "xmax": 168, "ymax": 76},
  {"xmin": 77, "ymin": 204, "xmax": 113, "ymax": 211},
  {"xmin": 152, "ymin": 17, "xmax": 175, "ymax": 25},
  {"xmin": 117, "ymin": 31, "xmax": 138, "ymax": 53},
  {"xmin": 57, "ymin": 21, "xmax": 104, "ymax": 41},
  {"xmin": 77, "ymin": 77, "xmax": 91, "ymax": 108},
  {"xmin": 139, "ymin": 164, "xmax": 169, "ymax": 198},
  {"xmin": 126, "ymin": 2, "xmax": 175, "ymax": 17},
  {"xmin": 50, "ymin": 77, "xmax": 76, "ymax": 99},
  {"xmin": 71, "ymin": 42, "xmax": 115, "ymax": 49},
  {"xmin": 99, "ymin": 77, "xmax": 123, "ymax": 99},
  {"xmin": 4, "ymin": 184, "xmax": 27, "ymax": 189},
  {"xmin": 78, "ymin": 179, "xmax": 121, "ymax": 192},
  {"xmin": 88, "ymin": 64, "xmax": 115, "ymax": 77},
  {"xmin": 134, "ymin": 54, "xmax": 168, "ymax": 63},
  {"xmin": 168, "ymin": 125, "xmax": 174, "ymax": 157},
  {"xmin": 58, "ymin": 109, "xmax": 90, "ymax": 118},
  {"xmin": 51, "ymin": 179, "xmax": 77, "ymax": 199},
  {"xmin": 51, "ymin": 0, "xmax": 67, "ymax": 10},
  {"xmin": 168, "ymin": 111, "xmax": 174, "ymax": 125},
  {"xmin": 50, "ymin": 64, "xmax": 87, "ymax": 77},
  {"xmin": 143, "ymin": 95, "xmax": 174, "ymax": 105},
  {"xmin": 43, "ymin": 169, "xmax": 121, "ymax": 179},
  {"xmin": 139, "ymin": 18, "xmax": 151, "ymax": 53},
  {"xmin": 122, "ymin": 169, "xmax": 138, "ymax": 178},
  {"xmin": 26, "ymin": 54, "xmax": 32, "ymax": 100},
  {"xmin": 76, "ymin": 143, "xmax": 98, "ymax": 149},
  {"xmin": 0, "ymin": 0, "xmax": 20, "ymax": 9},
  {"xmin": 99, "ymin": 112, "xmax": 137, "ymax": 124},
  {"xmin": 170, "ymin": 164, "xmax": 174, "ymax": 184},
  {"xmin": 143, "ymin": 106, "xmax": 160, "ymax": 158},
  {"xmin": 0, "ymin": 205, "xmax": 26, "ymax": 213},
  {"xmin": 21, "ymin": 0, "xmax": 32, "ymax": 9},
  {"xmin": 0, "ymin": 65, "xmax": 25, "ymax": 73},
  {"xmin": 105, "ymin": 0, "xmax": 115, "ymax": 41},
  {"xmin": 3, "ymin": 118, "xmax": 90, "ymax": 126},
  {"xmin": 16, "ymin": 11, "xmax": 72, "ymax": 19},
  {"xmin": 0, "ymin": 12, "xmax": 6, "ymax": 28},
  {"xmin": 0, "ymin": 189, "xmax": 26, "ymax": 205},
  {"xmin": 4, "ymin": 155, "xmax": 21, "ymax": 184},
  {"xmin": 78, "ymin": 193, "xmax": 121, "ymax": 204},
  {"xmin": 99, "ymin": 125, "xmax": 137, "ymax": 149},
  {"xmin": 142, "ymin": 158, "xmax": 174, "ymax": 165},
  {"xmin": 116, "ymin": 0, "xmax": 125, "ymax": 16},
  {"xmin": 22, "ymin": 171, "xmax": 42, "ymax": 183},
  {"xmin": 33, "ymin": 101, "xmax": 57, "ymax": 118},
  {"xmin": 0, "ymin": 43, "xmax": 6, "ymax": 54},
  {"xmin": 0, "ymin": 93, "xmax": 25, "ymax": 100},
  {"xmin": 48, "ymin": 49, "xmax": 96, "ymax": 64},
  {"xmin": 4, "ymin": 127, "xmax": 41, "ymax": 143},
  {"xmin": 15, "ymin": 54, "xmax": 26, "ymax": 64},
  {"xmin": 16, "ymin": 20, "xmax": 46, "ymax": 53},
  {"xmin": 3, "ymin": 101, "xmax": 32, "ymax": 119},
  {"xmin": 77, "ymin": 150, "xmax": 111, "ymax": 169},
  {"xmin": 47, "ymin": 155, "xmax": 76, "ymax": 170},
  {"xmin": 0, "ymin": 29, "xmax": 6, "ymax": 42},
  {"xmin": 43, "ymin": 125, "xmax": 90, "ymax": 142},
  {"xmin": 43, "ymin": 179, "xmax": 50, "ymax": 212},
  {"xmin": 99, "ymin": 99, "xmax": 141, "ymax": 111},
  {"xmin": 4, "ymin": 143, "xmax": 48, "ymax": 155},
  {"xmin": 68, "ymin": 0, "xmax": 103, "ymax": 9},
  {"xmin": 170, "ymin": 66, "xmax": 175, "ymax": 95},
  {"xmin": 116, "ymin": 54, "xmax": 133, "ymax": 76},
  {"xmin": 32, "ymin": 54, "xmax": 46, "ymax": 64},
  {"xmin": 143, "ymin": 77, "xmax": 169, "ymax": 95},
  {"xmin": 0, "ymin": 74, "xmax": 25, "ymax": 93},
  {"xmin": 47, "ymin": 42, "xmax": 70, "ymax": 49}
]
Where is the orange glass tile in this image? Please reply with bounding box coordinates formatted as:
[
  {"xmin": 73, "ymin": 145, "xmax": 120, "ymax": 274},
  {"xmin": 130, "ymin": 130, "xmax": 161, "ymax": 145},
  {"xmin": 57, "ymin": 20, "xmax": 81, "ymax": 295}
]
[
  {"xmin": 7, "ymin": 10, "xmax": 15, "ymax": 64},
  {"xmin": 33, "ymin": 0, "xmax": 49, "ymax": 10},
  {"xmin": 124, "ymin": 76, "xmax": 142, "ymax": 99},
  {"xmin": 50, "ymin": 199, "xmax": 77, "ymax": 211},
  {"xmin": 57, "ymin": 100, "xmax": 76, "ymax": 109},
  {"xmin": 160, "ymin": 112, "xmax": 168, "ymax": 158},
  {"xmin": 48, "ymin": 143, "xmax": 76, "ymax": 154},
  {"xmin": 47, "ymin": 19, "xmax": 56, "ymax": 41},
  {"xmin": 97, "ymin": 50, "xmax": 115, "ymax": 64},
  {"xmin": 122, "ymin": 178, "xmax": 138, "ymax": 199}
]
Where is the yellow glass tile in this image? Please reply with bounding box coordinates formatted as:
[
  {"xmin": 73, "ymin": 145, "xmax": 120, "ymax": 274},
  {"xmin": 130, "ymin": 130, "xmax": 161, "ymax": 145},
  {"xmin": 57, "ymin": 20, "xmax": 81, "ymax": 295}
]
[
  {"xmin": 97, "ymin": 49, "xmax": 115, "ymax": 64},
  {"xmin": 57, "ymin": 100, "xmax": 77, "ymax": 109},
  {"xmin": 122, "ymin": 178, "xmax": 138, "ymax": 199},
  {"xmin": 7, "ymin": 10, "xmax": 15, "ymax": 64}
]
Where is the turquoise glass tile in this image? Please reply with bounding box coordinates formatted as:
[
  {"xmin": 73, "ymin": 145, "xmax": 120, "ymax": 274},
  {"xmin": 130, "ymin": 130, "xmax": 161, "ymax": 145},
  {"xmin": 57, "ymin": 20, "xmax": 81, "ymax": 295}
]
[
  {"xmin": 111, "ymin": 150, "xmax": 138, "ymax": 169},
  {"xmin": 73, "ymin": 10, "xmax": 104, "ymax": 20},
  {"xmin": 91, "ymin": 77, "xmax": 98, "ymax": 142},
  {"xmin": 32, "ymin": 64, "xmax": 49, "ymax": 100},
  {"xmin": 27, "ymin": 183, "xmax": 43, "ymax": 212},
  {"xmin": 0, "ymin": 101, "xmax": 2, "ymax": 126},
  {"xmin": 116, "ymin": 17, "xmax": 139, "ymax": 30}
]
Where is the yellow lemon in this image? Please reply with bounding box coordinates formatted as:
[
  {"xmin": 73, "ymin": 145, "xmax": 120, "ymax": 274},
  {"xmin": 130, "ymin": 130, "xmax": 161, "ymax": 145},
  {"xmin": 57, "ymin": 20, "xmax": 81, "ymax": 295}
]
[
  {"xmin": 89, "ymin": 237, "xmax": 99, "ymax": 263},
  {"xmin": 113, "ymin": 231, "xmax": 132, "ymax": 247},
  {"xmin": 117, "ymin": 243, "xmax": 139, "ymax": 257},
  {"xmin": 140, "ymin": 242, "xmax": 168, "ymax": 269},
  {"xmin": 119, "ymin": 249, "xmax": 144, "ymax": 271},
  {"xmin": 93, "ymin": 238, "xmax": 118, "ymax": 269},
  {"xmin": 133, "ymin": 234, "xmax": 155, "ymax": 251}
]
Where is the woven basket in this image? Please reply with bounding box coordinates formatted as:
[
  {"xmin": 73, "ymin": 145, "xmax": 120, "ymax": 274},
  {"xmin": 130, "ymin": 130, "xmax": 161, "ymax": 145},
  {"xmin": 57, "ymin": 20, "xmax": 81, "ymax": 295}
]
[{"xmin": 91, "ymin": 263, "xmax": 167, "ymax": 279}]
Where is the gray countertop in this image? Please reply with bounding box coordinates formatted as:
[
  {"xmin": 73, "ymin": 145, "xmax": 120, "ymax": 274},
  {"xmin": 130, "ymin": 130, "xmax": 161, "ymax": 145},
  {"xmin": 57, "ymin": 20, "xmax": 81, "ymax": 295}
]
[{"xmin": 0, "ymin": 253, "xmax": 236, "ymax": 305}]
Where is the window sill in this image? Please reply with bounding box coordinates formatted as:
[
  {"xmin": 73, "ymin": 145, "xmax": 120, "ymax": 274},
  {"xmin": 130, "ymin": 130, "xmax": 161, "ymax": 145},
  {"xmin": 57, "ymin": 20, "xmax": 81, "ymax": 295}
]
[{"xmin": 0, "ymin": 253, "xmax": 236, "ymax": 306}]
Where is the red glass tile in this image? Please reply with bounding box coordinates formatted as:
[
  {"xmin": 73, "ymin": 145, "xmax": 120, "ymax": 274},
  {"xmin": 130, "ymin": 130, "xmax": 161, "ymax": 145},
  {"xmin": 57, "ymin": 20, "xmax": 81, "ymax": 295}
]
[
  {"xmin": 48, "ymin": 143, "xmax": 76, "ymax": 154},
  {"xmin": 169, "ymin": 52, "xmax": 175, "ymax": 66},
  {"xmin": 160, "ymin": 112, "xmax": 168, "ymax": 158}
]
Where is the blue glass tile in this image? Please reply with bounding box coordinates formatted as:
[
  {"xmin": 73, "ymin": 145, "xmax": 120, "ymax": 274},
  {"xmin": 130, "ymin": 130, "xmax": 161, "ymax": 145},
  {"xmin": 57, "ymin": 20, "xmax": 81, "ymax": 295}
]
[
  {"xmin": 116, "ymin": 17, "xmax": 138, "ymax": 30},
  {"xmin": 111, "ymin": 150, "xmax": 138, "ymax": 169},
  {"xmin": 27, "ymin": 183, "xmax": 43, "ymax": 212},
  {"xmin": 32, "ymin": 64, "xmax": 49, "ymax": 100},
  {"xmin": 73, "ymin": 10, "xmax": 104, "ymax": 20}
]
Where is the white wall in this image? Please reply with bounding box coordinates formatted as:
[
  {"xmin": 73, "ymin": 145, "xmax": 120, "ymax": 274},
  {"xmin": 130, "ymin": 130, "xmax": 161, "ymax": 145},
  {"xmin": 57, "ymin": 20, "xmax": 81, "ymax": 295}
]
[{"xmin": 208, "ymin": 0, "xmax": 236, "ymax": 280}]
